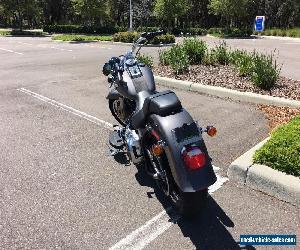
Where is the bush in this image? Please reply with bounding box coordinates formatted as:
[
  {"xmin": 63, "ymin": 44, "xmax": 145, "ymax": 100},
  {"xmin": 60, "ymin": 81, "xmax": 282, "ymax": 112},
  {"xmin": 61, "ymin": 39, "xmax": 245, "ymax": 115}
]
[
  {"xmin": 251, "ymin": 51, "xmax": 281, "ymax": 90},
  {"xmin": 150, "ymin": 34, "xmax": 175, "ymax": 44},
  {"xmin": 136, "ymin": 54, "xmax": 154, "ymax": 68},
  {"xmin": 230, "ymin": 49, "xmax": 254, "ymax": 77},
  {"xmin": 182, "ymin": 38, "xmax": 207, "ymax": 64},
  {"xmin": 208, "ymin": 27, "xmax": 252, "ymax": 37},
  {"xmin": 135, "ymin": 26, "xmax": 161, "ymax": 32},
  {"xmin": 210, "ymin": 41, "xmax": 230, "ymax": 65},
  {"xmin": 43, "ymin": 24, "xmax": 120, "ymax": 34},
  {"xmin": 167, "ymin": 44, "xmax": 189, "ymax": 74},
  {"xmin": 113, "ymin": 32, "xmax": 139, "ymax": 43},
  {"xmin": 253, "ymin": 116, "xmax": 300, "ymax": 177},
  {"xmin": 113, "ymin": 32, "xmax": 175, "ymax": 44},
  {"xmin": 159, "ymin": 50, "xmax": 171, "ymax": 66},
  {"xmin": 52, "ymin": 34, "xmax": 112, "ymax": 41},
  {"xmin": 172, "ymin": 27, "xmax": 207, "ymax": 36}
]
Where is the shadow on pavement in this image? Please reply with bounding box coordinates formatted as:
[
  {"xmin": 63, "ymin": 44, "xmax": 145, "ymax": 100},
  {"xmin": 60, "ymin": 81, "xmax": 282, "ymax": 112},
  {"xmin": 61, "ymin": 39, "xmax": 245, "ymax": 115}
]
[
  {"xmin": 177, "ymin": 198, "xmax": 256, "ymax": 250},
  {"xmin": 134, "ymin": 166, "xmax": 256, "ymax": 250}
]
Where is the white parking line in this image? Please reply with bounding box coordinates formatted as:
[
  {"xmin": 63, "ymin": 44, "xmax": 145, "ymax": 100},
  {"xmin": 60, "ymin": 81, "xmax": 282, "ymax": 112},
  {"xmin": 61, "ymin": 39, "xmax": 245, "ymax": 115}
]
[
  {"xmin": 17, "ymin": 88, "xmax": 113, "ymax": 129},
  {"xmin": 18, "ymin": 87, "xmax": 228, "ymax": 250},
  {"xmin": 110, "ymin": 166, "xmax": 228, "ymax": 250},
  {"xmin": 0, "ymin": 47, "xmax": 23, "ymax": 55},
  {"xmin": 109, "ymin": 208, "xmax": 180, "ymax": 250}
]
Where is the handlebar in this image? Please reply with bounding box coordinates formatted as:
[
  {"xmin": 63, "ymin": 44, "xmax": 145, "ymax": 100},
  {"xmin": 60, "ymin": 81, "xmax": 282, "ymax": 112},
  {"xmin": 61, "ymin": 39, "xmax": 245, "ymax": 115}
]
[{"xmin": 102, "ymin": 30, "xmax": 164, "ymax": 77}]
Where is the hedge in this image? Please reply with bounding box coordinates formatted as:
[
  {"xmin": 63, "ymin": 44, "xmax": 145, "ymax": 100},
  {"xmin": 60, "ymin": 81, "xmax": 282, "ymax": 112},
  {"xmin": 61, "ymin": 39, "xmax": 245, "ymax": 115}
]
[
  {"xmin": 113, "ymin": 32, "xmax": 175, "ymax": 44},
  {"xmin": 208, "ymin": 27, "xmax": 252, "ymax": 37},
  {"xmin": 43, "ymin": 24, "xmax": 127, "ymax": 34}
]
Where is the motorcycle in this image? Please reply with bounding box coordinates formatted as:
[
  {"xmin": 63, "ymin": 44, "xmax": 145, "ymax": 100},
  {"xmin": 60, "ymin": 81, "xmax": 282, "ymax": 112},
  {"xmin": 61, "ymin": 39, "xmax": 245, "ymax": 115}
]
[{"xmin": 102, "ymin": 31, "xmax": 217, "ymax": 217}]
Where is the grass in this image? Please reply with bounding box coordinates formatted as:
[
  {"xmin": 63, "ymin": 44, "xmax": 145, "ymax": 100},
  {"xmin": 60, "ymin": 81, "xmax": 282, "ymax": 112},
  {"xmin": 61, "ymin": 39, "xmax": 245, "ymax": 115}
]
[
  {"xmin": 0, "ymin": 29, "xmax": 46, "ymax": 36},
  {"xmin": 253, "ymin": 116, "xmax": 300, "ymax": 177},
  {"xmin": 52, "ymin": 34, "xmax": 113, "ymax": 42},
  {"xmin": 255, "ymin": 28, "xmax": 300, "ymax": 38}
]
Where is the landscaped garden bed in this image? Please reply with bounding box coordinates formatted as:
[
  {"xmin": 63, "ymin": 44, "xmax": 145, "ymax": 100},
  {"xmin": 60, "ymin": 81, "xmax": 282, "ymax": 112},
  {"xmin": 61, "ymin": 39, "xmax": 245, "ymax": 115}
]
[{"xmin": 151, "ymin": 38, "xmax": 300, "ymax": 101}]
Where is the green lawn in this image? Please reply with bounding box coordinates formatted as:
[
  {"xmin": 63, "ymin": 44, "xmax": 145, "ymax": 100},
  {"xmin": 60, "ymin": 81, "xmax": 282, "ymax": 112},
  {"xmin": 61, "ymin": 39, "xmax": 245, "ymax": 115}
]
[
  {"xmin": 253, "ymin": 116, "xmax": 300, "ymax": 177},
  {"xmin": 52, "ymin": 34, "xmax": 113, "ymax": 42},
  {"xmin": 255, "ymin": 28, "xmax": 300, "ymax": 38}
]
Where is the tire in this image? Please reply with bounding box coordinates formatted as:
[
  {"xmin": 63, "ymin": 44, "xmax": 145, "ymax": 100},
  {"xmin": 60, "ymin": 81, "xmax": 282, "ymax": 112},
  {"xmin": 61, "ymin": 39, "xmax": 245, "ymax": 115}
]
[
  {"xmin": 109, "ymin": 99, "xmax": 126, "ymax": 126},
  {"xmin": 174, "ymin": 189, "xmax": 208, "ymax": 218},
  {"xmin": 143, "ymin": 128, "xmax": 208, "ymax": 218}
]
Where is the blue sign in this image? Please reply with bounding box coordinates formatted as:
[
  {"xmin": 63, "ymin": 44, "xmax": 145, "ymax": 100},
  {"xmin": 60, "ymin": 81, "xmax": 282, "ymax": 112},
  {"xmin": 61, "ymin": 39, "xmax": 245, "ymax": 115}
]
[{"xmin": 255, "ymin": 16, "xmax": 265, "ymax": 32}]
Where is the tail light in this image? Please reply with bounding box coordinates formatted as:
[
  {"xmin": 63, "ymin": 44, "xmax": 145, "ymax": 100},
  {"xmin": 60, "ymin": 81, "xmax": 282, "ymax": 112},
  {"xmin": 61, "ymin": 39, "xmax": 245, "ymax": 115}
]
[{"xmin": 182, "ymin": 146, "xmax": 206, "ymax": 171}]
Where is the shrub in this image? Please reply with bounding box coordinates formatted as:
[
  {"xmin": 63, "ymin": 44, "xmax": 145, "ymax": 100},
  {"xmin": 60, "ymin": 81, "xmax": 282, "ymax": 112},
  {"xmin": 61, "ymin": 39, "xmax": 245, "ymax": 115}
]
[
  {"xmin": 172, "ymin": 27, "xmax": 207, "ymax": 36},
  {"xmin": 210, "ymin": 41, "xmax": 230, "ymax": 65},
  {"xmin": 43, "ymin": 24, "xmax": 119, "ymax": 34},
  {"xmin": 159, "ymin": 50, "xmax": 171, "ymax": 66},
  {"xmin": 113, "ymin": 32, "xmax": 139, "ymax": 43},
  {"xmin": 251, "ymin": 51, "xmax": 281, "ymax": 90},
  {"xmin": 208, "ymin": 27, "xmax": 252, "ymax": 37},
  {"xmin": 52, "ymin": 34, "xmax": 112, "ymax": 41},
  {"xmin": 203, "ymin": 52, "xmax": 217, "ymax": 65},
  {"xmin": 150, "ymin": 34, "xmax": 175, "ymax": 44},
  {"xmin": 182, "ymin": 38, "xmax": 207, "ymax": 64},
  {"xmin": 253, "ymin": 116, "xmax": 300, "ymax": 177},
  {"xmin": 230, "ymin": 49, "xmax": 254, "ymax": 77},
  {"xmin": 136, "ymin": 54, "xmax": 154, "ymax": 68},
  {"xmin": 167, "ymin": 44, "xmax": 189, "ymax": 74},
  {"xmin": 135, "ymin": 26, "xmax": 161, "ymax": 32}
]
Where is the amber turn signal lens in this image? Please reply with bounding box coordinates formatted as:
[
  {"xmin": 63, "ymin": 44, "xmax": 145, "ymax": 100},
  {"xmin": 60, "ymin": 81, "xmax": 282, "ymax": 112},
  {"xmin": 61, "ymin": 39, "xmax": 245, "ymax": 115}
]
[
  {"xmin": 207, "ymin": 126, "xmax": 217, "ymax": 137},
  {"xmin": 152, "ymin": 144, "xmax": 163, "ymax": 156}
]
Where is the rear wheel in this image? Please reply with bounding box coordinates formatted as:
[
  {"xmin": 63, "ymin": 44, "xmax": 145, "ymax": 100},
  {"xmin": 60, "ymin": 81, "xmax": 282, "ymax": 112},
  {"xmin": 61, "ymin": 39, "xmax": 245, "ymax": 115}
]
[
  {"xmin": 172, "ymin": 188, "xmax": 208, "ymax": 218},
  {"xmin": 144, "ymin": 133, "xmax": 208, "ymax": 218}
]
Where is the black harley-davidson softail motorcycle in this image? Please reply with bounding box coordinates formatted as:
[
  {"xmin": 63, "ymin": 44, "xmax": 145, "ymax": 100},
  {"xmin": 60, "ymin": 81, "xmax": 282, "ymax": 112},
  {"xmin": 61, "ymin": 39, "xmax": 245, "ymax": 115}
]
[{"xmin": 102, "ymin": 31, "xmax": 217, "ymax": 217}]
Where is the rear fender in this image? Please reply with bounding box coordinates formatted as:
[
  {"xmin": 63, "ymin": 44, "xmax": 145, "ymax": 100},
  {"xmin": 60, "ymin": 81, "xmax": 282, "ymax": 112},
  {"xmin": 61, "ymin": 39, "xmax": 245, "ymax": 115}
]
[{"xmin": 148, "ymin": 109, "xmax": 217, "ymax": 192}]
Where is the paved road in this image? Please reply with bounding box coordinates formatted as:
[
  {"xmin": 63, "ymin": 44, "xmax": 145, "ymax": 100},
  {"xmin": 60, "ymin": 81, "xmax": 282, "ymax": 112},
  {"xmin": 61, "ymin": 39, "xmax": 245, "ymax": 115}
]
[{"xmin": 0, "ymin": 37, "xmax": 299, "ymax": 249}]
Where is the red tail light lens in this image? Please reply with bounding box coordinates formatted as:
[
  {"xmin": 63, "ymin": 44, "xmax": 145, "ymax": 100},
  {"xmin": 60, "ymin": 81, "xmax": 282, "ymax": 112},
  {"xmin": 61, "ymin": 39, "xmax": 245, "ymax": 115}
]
[{"xmin": 182, "ymin": 146, "xmax": 206, "ymax": 171}]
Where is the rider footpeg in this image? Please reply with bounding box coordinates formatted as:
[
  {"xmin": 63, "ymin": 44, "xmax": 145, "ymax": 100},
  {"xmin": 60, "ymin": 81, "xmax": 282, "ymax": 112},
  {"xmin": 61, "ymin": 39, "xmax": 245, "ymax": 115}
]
[{"xmin": 109, "ymin": 130, "xmax": 124, "ymax": 149}]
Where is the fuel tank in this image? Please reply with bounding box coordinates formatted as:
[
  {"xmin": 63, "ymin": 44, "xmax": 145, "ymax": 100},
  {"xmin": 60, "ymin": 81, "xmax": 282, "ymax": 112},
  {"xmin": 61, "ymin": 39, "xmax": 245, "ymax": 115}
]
[{"xmin": 116, "ymin": 61, "xmax": 156, "ymax": 100}]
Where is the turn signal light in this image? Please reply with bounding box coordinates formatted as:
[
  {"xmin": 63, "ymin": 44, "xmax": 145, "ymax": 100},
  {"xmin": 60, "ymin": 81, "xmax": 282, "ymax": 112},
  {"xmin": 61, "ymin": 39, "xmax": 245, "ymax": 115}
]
[
  {"xmin": 182, "ymin": 146, "xmax": 206, "ymax": 171},
  {"xmin": 152, "ymin": 144, "xmax": 163, "ymax": 156},
  {"xmin": 207, "ymin": 126, "xmax": 217, "ymax": 137}
]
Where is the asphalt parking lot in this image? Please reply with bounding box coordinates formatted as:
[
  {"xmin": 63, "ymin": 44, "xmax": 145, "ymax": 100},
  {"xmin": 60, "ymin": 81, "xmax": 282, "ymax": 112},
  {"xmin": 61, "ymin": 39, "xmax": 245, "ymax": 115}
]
[{"xmin": 0, "ymin": 36, "xmax": 299, "ymax": 249}]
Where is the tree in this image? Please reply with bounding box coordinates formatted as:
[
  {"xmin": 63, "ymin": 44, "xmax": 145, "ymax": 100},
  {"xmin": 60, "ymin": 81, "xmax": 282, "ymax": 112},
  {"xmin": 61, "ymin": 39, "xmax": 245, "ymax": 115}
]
[
  {"xmin": 42, "ymin": 0, "xmax": 72, "ymax": 25},
  {"xmin": 154, "ymin": 0, "xmax": 190, "ymax": 30},
  {"xmin": 208, "ymin": 0, "xmax": 257, "ymax": 28},
  {"xmin": 71, "ymin": 0, "xmax": 108, "ymax": 26},
  {"xmin": 1, "ymin": 0, "xmax": 41, "ymax": 30}
]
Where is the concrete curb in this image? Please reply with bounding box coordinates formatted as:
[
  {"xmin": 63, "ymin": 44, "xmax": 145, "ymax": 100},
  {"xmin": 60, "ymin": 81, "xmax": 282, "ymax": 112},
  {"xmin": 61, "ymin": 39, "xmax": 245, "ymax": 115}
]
[
  {"xmin": 154, "ymin": 76, "xmax": 300, "ymax": 108},
  {"xmin": 227, "ymin": 138, "xmax": 300, "ymax": 206}
]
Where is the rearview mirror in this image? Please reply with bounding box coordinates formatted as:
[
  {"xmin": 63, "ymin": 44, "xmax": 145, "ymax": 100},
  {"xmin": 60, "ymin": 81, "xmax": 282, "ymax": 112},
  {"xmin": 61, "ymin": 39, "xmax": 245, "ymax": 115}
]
[{"xmin": 102, "ymin": 63, "xmax": 112, "ymax": 76}]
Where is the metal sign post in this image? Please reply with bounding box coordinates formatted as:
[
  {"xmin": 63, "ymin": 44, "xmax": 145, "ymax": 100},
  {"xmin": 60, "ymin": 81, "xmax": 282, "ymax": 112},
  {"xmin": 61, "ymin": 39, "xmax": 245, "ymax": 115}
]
[{"xmin": 129, "ymin": 0, "xmax": 133, "ymax": 32}]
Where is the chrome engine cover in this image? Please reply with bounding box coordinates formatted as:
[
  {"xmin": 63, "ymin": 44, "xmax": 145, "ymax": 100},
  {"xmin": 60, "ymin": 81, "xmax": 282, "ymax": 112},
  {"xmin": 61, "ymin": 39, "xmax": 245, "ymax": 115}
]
[{"xmin": 125, "ymin": 128, "xmax": 143, "ymax": 164}]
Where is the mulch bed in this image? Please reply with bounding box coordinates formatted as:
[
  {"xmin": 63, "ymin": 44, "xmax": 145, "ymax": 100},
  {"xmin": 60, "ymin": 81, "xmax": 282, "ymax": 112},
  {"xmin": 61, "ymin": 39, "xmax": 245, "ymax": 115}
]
[
  {"xmin": 153, "ymin": 65, "xmax": 300, "ymax": 101},
  {"xmin": 257, "ymin": 105, "xmax": 300, "ymax": 131}
]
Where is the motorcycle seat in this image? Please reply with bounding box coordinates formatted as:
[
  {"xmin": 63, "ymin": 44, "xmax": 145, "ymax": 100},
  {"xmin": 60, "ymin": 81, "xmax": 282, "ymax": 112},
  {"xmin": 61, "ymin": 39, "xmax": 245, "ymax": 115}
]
[{"xmin": 132, "ymin": 90, "xmax": 182, "ymax": 129}]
